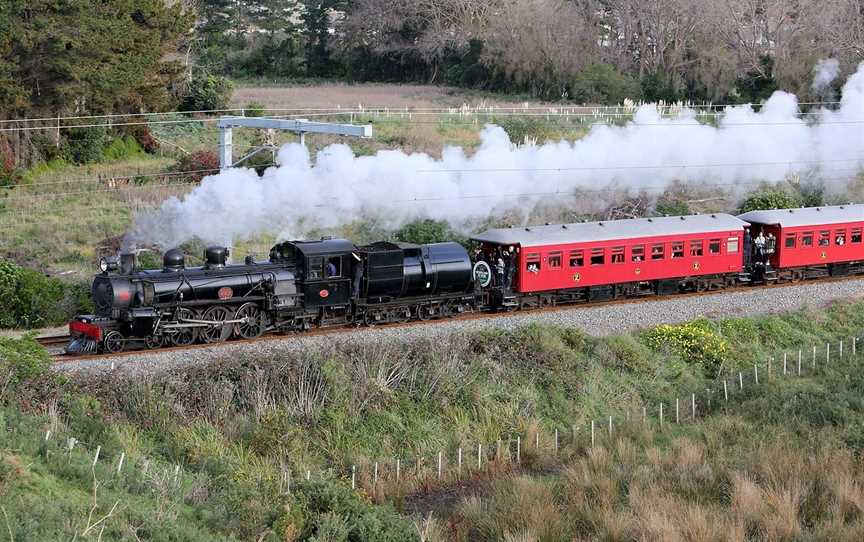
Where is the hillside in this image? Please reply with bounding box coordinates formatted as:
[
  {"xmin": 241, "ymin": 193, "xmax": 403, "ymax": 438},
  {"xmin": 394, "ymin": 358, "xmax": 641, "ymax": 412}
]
[{"xmin": 3, "ymin": 300, "xmax": 864, "ymax": 539}]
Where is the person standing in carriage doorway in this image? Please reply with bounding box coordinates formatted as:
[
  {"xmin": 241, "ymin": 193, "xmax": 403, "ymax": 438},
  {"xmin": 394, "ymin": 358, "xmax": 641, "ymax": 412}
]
[{"xmin": 495, "ymin": 251, "xmax": 505, "ymax": 287}]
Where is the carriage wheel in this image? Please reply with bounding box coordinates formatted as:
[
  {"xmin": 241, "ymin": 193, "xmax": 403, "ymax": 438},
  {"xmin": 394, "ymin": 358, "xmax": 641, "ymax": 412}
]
[
  {"xmin": 169, "ymin": 308, "xmax": 198, "ymax": 346},
  {"xmin": 201, "ymin": 305, "xmax": 233, "ymax": 343},
  {"xmin": 102, "ymin": 330, "xmax": 125, "ymax": 354},
  {"xmin": 234, "ymin": 303, "xmax": 265, "ymax": 339}
]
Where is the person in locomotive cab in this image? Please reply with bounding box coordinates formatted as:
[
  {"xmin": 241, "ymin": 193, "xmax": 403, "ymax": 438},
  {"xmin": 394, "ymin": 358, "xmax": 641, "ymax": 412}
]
[
  {"xmin": 352, "ymin": 260, "xmax": 363, "ymax": 297},
  {"xmin": 326, "ymin": 260, "xmax": 337, "ymax": 277},
  {"xmin": 503, "ymin": 251, "xmax": 513, "ymax": 289},
  {"xmin": 495, "ymin": 253, "xmax": 505, "ymax": 287}
]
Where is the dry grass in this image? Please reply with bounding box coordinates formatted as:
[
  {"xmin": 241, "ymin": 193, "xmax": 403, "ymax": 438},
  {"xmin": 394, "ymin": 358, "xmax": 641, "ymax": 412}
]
[{"xmin": 450, "ymin": 431, "xmax": 864, "ymax": 541}]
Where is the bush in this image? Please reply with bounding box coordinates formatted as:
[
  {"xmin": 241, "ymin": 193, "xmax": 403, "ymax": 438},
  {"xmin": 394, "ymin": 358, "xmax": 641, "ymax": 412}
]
[
  {"xmin": 738, "ymin": 188, "xmax": 802, "ymax": 213},
  {"xmin": 62, "ymin": 127, "xmax": 106, "ymax": 165},
  {"xmin": 102, "ymin": 136, "xmax": 144, "ymax": 161},
  {"xmin": 642, "ymin": 319, "xmax": 729, "ymax": 374},
  {"xmin": 180, "ymin": 74, "xmax": 234, "ymax": 112},
  {"xmin": 172, "ymin": 150, "xmax": 220, "ymax": 182},
  {"xmin": 395, "ymin": 219, "xmax": 465, "ymax": 245},
  {"xmin": 570, "ymin": 63, "xmax": 641, "ymax": 105},
  {"xmin": 494, "ymin": 116, "xmax": 552, "ymax": 144},
  {"xmin": 244, "ymin": 102, "xmax": 266, "ymax": 117},
  {"xmin": 0, "ymin": 336, "xmax": 50, "ymax": 402},
  {"xmin": 0, "ymin": 260, "xmax": 88, "ymax": 329}
]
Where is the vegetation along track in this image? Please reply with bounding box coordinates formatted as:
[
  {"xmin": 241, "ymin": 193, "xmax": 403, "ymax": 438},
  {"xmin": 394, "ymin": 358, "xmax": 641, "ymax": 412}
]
[{"xmin": 47, "ymin": 274, "xmax": 864, "ymax": 365}]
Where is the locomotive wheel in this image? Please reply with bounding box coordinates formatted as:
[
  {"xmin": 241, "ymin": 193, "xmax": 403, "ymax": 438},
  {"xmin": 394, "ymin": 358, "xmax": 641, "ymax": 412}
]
[
  {"xmin": 234, "ymin": 303, "xmax": 265, "ymax": 339},
  {"xmin": 102, "ymin": 330, "xmax": 125, "ymax": 354},
  {"xmin": 144, "ymin": 335, "xmax": 164, "ymax": 350},
  {"xmin": 170, "ymin": 308, "xmax": 199, "ymax": 346},
  {"xmin": 417, "ymin": 305, "xmax": 432, "ymax": 321},
  {"xmin": 201, "ymin": 305, "xmax": 233, "ymax": 343}
]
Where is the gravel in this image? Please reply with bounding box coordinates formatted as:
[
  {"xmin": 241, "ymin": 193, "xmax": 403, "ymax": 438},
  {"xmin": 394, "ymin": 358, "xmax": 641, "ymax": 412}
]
[{"xmin": 53, "ymin": 278, "xmax": 864, "ymax": 379}]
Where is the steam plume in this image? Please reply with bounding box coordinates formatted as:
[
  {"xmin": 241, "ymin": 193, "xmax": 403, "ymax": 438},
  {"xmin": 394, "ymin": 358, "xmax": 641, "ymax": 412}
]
[
  {"xmin": 126, "ymin": 63, "xmax": 864, "ymax": 249},
  {"xmin": 812, "ymin": 58, "xmax": 841, "ymax": 95}
]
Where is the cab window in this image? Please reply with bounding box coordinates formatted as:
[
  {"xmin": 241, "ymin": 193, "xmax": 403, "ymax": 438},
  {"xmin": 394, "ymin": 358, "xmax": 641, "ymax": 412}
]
[
  {"xmin": 611, "ymin": 247, "xmax": 625, "ymax": 264},
  {"xmin": 590, "ymin": 248, "xmax": 605, "ymax": 266},
  {"xmin": 326, "ymin": 256, "xmax": 342, "ymax": 277},
  {"xmin": 569, "ymin": 250, "xmax": 584, "ymax": 267},
  {"xmin": 307, "ymin": 256, "xmax": 323, "ymax": 280},
  {"xmin": 631, "ymin": 245, "xmax": 645, "ymax": 262},
  {"xmin": 548, "ymin": 252, "xmax": 562, "ymax": 269}
]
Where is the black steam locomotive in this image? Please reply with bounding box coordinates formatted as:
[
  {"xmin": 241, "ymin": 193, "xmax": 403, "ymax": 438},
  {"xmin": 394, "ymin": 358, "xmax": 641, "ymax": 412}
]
[{"xmin": 67, "ymin": 238, "xmax": 478, "ymax": 353}]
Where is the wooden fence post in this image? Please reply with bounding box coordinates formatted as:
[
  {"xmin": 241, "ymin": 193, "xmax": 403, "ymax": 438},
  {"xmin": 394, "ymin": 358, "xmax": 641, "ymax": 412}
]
[
  {"xmin": 659, "ymin": 404, "xmax": 664, "ymax": 429},
  {"xmin": 591, "ymin": 420, "xmax": 596, "ymax": 446},
  {"xmin": 92, "ymin": 446, "xmax": 101, "ymax": 468},
  {"xmin": 813, "ymin": 346, "xmax": 817, "ymax": 369},
  {"xmin": 458, "ymin": 448, "xmax": 462, "ymax": 477},
  {"xmin": 477, "ymin": 444, "xmax": 482, "ymax": 470},
  {"xmin": 374, "ymin": 462, "xmax": 378, "ymax": 486},
  {"xmin": 754, "ymin": 364, "xmax": 759, "ymax": 384},
  {"xmin": 116, "ymin": 452, "xmax": 125, "ymax": 475},
  {"xmin": 437, "ymin": 452, "xmax": 442, "ymax": 480},
  {"xmin": 517, "ymin": 436, "xmax": 521, "ymax": 463},
  {"xmin": 608, "ymin": 415, "xmax": 613, "ymax": 437},
  {"xmin": 554, "ymin": 429, "xmax": 559, "ymax": 455},
  {"xmin": 798, "ymin": 349, "xmax": 802, "ymax": 376},
  {"xmin": 676, "ymin": 398, "xmax": 680, "ymax": 424},
  {"xmin": 351, "ymin": 465, "xmax": 356, "ymax": 490},
  {"xmin": 724, "ymin": 380, "xmax": 728, "ymax": 402},
  {"xmin": 691, "ymin": 393, "xmax": 696, "ymax": 419},
  {"xmin": 783, "ymin": 353, "xmax": 787, "ymax": 376},
  {"xmin": 739, "ymin": 372, "xmax": 744, "ymax": 391}
]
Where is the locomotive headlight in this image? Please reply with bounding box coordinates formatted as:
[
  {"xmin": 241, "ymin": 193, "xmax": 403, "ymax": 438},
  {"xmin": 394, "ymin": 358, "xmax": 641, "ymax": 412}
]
[{"xmin": 99, "ymin": 257, "xmax": 119, "ymax": 273}]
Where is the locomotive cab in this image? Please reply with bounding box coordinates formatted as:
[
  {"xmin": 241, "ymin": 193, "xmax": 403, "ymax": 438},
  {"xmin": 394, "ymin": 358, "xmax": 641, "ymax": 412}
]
[{"xmin": 270, "ymin": 238, "xmax": 355, "ymax": 308}]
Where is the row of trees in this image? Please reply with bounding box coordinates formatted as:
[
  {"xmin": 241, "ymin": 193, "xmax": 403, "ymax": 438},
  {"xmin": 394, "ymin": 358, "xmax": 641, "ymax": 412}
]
[{"xmin": 199, "ymin": 0, "xmax": 864, "ymax": 103}]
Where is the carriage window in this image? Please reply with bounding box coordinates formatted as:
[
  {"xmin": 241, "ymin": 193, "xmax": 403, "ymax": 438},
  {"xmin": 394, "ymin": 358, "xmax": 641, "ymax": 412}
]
[
  {"xmin": 672, "ymin": 242, "xmax": 684, "ymax": 259},
  {"xmin": 802, "ymin": 232, "xmax": 813, "ymax": 247},
  {"xmin": 611, "ymin": 247, "xmax": 625, "ymax": 264},
  {"xmin": 852, "ymin": 229, "xmax": 862, "ymax": 244},
  {"xmin": 785, "ymin": 235, "xmax": 796, "ymax": 249},
  {"xmin": 569, "ymin": 250, "xmax": 584, "ymax": 267},
  {"xmin": 819, "ymin": 231, "xmax": 830, "ymax": 246},
  {"xmin": 590, "ymin": 248, "xmax": 605, "ymax": 266},
  {"xmin": 548, "ymin": 252, "xmax": 562, "ymax": 269},
  {"xmin": 307, "ymin": 256, "xmax": 323, "ymax": 279},
  {"xmin": 631, "ymin": 245, "xmax": 645, "ymax": 262},
  {"xmin": 526, "ymin": 254, "xmax": 541, "ymax": 273},
  {"xmin": 727, "ymin": 237, "xmax": 739, "ymax": 254},
  {"xmin": 651, "ymin": 244, "xmax": 665, "ymax": 260},
  {"xmin": 326, "ymin": 256, "xmax": 342, "ymax": 277},
  {"xmin": 690, "ymin": 241, "xmax": 703, "ymax": 257},
  {"xmin": 709, "ymin": 239, "xmax": 721, "ymax": 255},
  {"xmin": 836, "ymin": 230, "xmax": 847, "ymax": 246}
]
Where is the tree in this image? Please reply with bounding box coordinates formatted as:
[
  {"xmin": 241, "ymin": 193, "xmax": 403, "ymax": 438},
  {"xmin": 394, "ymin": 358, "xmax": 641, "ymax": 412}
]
[{"xmin": 738, "ymin": 188, "xmax": 801, "ymax": 214}]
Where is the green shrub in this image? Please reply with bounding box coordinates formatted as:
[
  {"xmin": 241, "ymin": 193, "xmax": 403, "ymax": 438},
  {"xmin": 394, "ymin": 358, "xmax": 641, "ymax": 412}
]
[
  {"xmin": 395, "ymin": 219, "xmax": 466, "ymax": 246},
  {"xmin": 494, "ymin": 116, "xmax": 551, "ymax": 144},
  {"xmin": 244, "ymin": 102, "xmax": 266, "ymax": 117},
  {"xmin": 62, "ymin": 127, "xmax": 106, "ymax": 165},
  {"xmin": 738, "ymin": 188, "xmax": 802, "ymax": 213},
  {"xmin": 642, "ymin": 319, "xmax": 729, "ymax": 374},
  {"xmin": 0, "ymin": 336, "xmax": 50, "ymax": 401},
  {"xmin": 0, "ymin": 260, "xmax": 88, "ymax": 328},
  {"xmin": 570, "ymin": 63, "xmax": 641, "ymax": 105},
  {"xmin": 102, "ymin": 136, "xmax": 144, "ymax": 161},
  {"xmin": 180, "ymin": 74, "xmax": 234, "ymax": 112}
]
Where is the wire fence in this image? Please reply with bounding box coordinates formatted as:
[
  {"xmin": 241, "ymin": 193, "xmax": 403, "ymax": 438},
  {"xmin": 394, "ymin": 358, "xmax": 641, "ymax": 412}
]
[{"xmin": 30, "ymin": 334, "xmax": 863, "ymax": 508}]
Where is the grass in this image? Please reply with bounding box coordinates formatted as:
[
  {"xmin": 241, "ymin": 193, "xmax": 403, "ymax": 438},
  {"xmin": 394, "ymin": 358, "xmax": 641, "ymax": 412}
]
[{"xmin": 4, "ymin": 300, "xmax": 864, "ymax": 538}]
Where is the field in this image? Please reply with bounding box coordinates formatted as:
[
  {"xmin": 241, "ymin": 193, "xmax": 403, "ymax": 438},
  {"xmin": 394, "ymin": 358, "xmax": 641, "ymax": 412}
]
[{"xmin": 4, "ymin": 300, "xmax": 864, "ymax": 539}]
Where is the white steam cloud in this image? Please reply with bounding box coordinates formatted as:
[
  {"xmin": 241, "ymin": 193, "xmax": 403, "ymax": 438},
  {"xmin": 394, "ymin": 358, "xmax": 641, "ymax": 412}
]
[
  {"xmin": 812, "ymin": 58, "xmax": 841, "ymax": 95},
  {"xmin": 127, "ymin": 62, "xmax": 864, "ymax": 249}
]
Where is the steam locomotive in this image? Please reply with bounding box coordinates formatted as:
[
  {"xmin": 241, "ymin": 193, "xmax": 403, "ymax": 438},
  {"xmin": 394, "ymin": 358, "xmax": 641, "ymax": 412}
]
[
  {"xmin": 68, "ymin": 203, "xmax": 864, "ymax": 354},
  {"xmin": 67, "ymin": 238, "xmax": 478, "ymax": 353}
]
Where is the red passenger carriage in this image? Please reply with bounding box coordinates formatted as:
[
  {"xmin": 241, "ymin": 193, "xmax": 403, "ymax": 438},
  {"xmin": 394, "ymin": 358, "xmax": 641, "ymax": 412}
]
[
  {"xmin": 471, "ymin": 214, "xmax": 748, "ymax": 305},
  {"xmin": 738, "ymin": 204, "xmax": 864, "ymax": 280}
]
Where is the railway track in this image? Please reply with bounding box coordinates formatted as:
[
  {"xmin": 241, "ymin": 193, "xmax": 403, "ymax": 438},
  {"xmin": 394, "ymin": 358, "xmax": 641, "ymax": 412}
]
[{"xmin": 45, "ymin": 273, "xmax": 864, "ymax": 366}]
